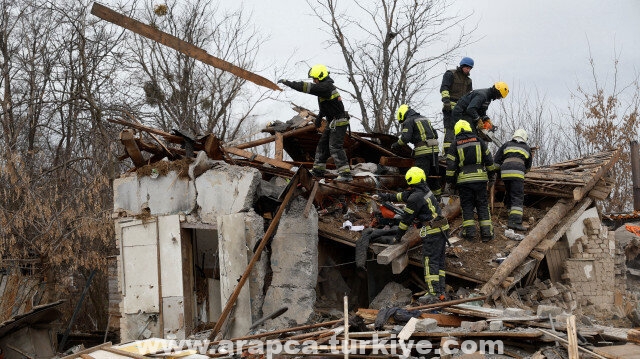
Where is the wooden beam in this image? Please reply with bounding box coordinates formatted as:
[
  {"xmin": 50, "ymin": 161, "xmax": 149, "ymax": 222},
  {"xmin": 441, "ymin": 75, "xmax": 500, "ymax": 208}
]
[
  {"xmin": 91, "ymin": 3, "xmax": 280, "ymax": 91},
  {"xmin": 224, "ymin": 147, "xmax": 294, "ymax": 171},
  {"xmin": 350, "ymin": 133, "xmax": 396, "ymax": 157},
  {"xmin": 275, "ymin": 132, "xmax": 284, "ymax": 161},
  {"xmin": 108, "ymin": 118, "xmax": 186, "ymax": 144},
  {"xmin": 304, "ymin": 181, "xmax": 319, "ymax": 218},
  {"xmin": 481, "ymin": 199, "xmax": 576, "ymax": 298},
  {"xmin": 531, "ymin": 197, "xmax": 593, "ymax": 257},
  {"xmin": 204, "ymin": 134, "xmax": 224, "ymax": 160},
  {"xmin": 566, "ymin": 315, "xmax": 579, "ymax": 359},
  {"xmin": 391, "ymin": 253, "xmax": 409, "ymax": 274},
  {"xmin": 119, "ymin": 129, "xmax": 146, "ymax": 167},
  {"xmin": 209, "ymin": 174, "xmax": 301, "ymax": 339},
  {"xmin": 238, "ymin": 124, "xmax": 316, "ymax": 149}
]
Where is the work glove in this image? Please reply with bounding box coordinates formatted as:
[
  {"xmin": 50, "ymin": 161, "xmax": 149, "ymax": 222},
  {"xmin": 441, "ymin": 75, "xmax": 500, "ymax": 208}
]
[
  {"xmin": 314, "ymin": 117, "xmax": 323, "ymax": 128},
  {"xmin": 371, "ymin": 194, "xmax": 380, "ymax": 201},
  {"xmin": 442, "ymin": 99, "xmax": 451, "ymax": 112},
  {"xmin": 277, "ymin": 79, "xmax": 286, "ymax": 84},
  {"xmin": 390, "ymin": 142, "xmax": 401, "ymax": 150}
]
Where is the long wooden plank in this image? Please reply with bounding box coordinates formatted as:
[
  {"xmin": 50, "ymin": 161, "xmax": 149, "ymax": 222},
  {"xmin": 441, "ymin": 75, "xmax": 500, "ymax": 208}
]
[
  {"xmin": 91, "ymin": 3, "xmax": 280, "ymax": 91},
  {"xmin": 567, "ymin": 315, "xmax": 579, "ymax": 359},
  {"xmin": 224, "ymin": 147, "xmax": 294, "ymax": 170}
]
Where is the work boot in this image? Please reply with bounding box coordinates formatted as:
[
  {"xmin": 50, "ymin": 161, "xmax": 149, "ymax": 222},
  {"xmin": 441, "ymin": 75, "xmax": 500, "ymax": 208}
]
[
  {"xmin": 461, "ymin": 227, "xmax": 476, "ymax": 241},
  {"xmin": 335, "ymin": 172, "xmax": 353, "ymax": 182},
  {"xmin": 507, "ymin": 214, "xmax": 527, "ymax": 231},
  {"xmin": 480, "ymin": 226, "xmax": 494, "ymax": 242},
  {"xmin": 417, "ymin": 293, "xmax": 441, "ymax": 305}
]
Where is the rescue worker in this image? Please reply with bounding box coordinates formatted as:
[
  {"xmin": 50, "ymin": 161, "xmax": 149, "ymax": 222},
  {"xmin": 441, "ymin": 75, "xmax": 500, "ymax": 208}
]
[
  {"xmin": 440, "ymin": 57, "xmax": 474, "ymax": 153},
  {"xmin": 445, "ymin": 120, "xmax": 499, "ymax": 242},
  {"xmin": 494, "ymin": 129, "xmax": 532, "ymax": 231},
  {"xmin": 391, "ymin": 104, "xmax": 442, "ymax": 197},
  {"xmin": 451, "ymin": 82, "xmax": 509, "ymax": 134},
  {"xmin": 278, "ymin": 64, "xmax": 352, "ymax": 181},
  {"xmin": 374, "ymin": 167, "xmax": 450, "ymax": 304}
]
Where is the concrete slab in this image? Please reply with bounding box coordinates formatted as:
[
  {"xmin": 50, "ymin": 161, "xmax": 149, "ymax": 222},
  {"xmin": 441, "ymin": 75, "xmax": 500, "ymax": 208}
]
[{"xmin": 196, "ymin": 166, "xmax": 261, "ymax": 224}]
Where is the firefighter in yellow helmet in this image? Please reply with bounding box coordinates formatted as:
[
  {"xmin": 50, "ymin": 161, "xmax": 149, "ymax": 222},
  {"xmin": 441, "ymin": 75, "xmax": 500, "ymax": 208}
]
[
  {"xmin": 445, "ymin": 120, "xmax": 499, "ymax": 242},
  {"xmin": 374, "ymin": 167, "xmax": 450, "ymax": 304},
  {"xmin": 451, "ymin": 82, "xmax": 509, "ymax": 136},
  {"xmin": 278, "ymin": 64, "xmax": 352, "ymax": 181},
  {"xmin": 494, "ymin": 129, "xmax": 532, "ymax": 231},
  {"xmin": 391, "ymin": 104, "xmax": 442, "ymax": 197}
]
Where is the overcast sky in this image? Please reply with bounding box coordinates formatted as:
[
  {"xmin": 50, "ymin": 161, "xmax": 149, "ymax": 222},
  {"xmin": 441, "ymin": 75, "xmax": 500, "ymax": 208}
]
[{"xmin": 227, "ymin": 0, "xmax": 640, "ymax": 130}]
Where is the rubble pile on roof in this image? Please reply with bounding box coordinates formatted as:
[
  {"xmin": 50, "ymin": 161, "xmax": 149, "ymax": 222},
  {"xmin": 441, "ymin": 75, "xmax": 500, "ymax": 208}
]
[{"xmin": 97, "ymin": 106, "xmax": 640, "ymax": 357}]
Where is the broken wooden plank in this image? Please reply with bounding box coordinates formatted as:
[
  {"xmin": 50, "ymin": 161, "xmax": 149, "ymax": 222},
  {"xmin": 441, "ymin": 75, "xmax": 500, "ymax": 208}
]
[
  {"xmin": 241, "ymin": 124, "xmax": 316, "ymax": 149},
  {"xmin": 628, "ymin": 329, "xmax": 640, "ymax": 345},
  {"xmin": 274, "ymin": 132, "xmax": 284, "ymax": 161},
  {"xmin": 204, "ymin": 134, "xmax": 224, "ymax": 160},
  {"xmin": 108, "ymin": 117, "xmax": 186, "ymax": 144},
  {"xmin": 391, "ymin": 253, "xmax": 409, "ymax": 274},
  {"xmin": 303, "ymin": 181, "xmax": 319, "ymax": 218},
  {"xmin": 482, "ymin": 198, "xmax": 577, "ymax": 298},
  {"xmin": 566, "ymin": 315, "xmax": 579, "ymax": 359},
  {"xmin": 224, "ymin": 147, "xmax": 294, "ymax": 171},
  {"xmin": 119, "ymin": 129, "xmax": 146, "ymax": 168},
  {"xmin": 91, "ymin": 3, "xmax": 280, "ymax": 91},
  {"xmin": 209, "ymin": 174, "xmax": 301, "ymax": 339},
  {"xmin": 594, "ymin": 344, "xmax": 640, "ymax": 359}
]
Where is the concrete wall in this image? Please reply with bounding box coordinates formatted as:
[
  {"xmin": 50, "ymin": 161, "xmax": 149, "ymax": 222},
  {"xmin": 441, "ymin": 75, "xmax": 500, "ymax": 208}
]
[{"xmin": 262, "ymin": 197, "xmax": 318, "ymax": 329}]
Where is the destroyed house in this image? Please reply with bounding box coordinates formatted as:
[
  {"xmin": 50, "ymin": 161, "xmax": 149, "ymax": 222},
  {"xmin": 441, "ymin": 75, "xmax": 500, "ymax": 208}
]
[{"xmin": 95, "ymin": 105, "xmax": 640, "ymax": 359}]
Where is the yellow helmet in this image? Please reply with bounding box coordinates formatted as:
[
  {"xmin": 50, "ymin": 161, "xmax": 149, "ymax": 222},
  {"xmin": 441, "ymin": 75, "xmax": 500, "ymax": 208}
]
[
  {"xmin": 396, "ymin": 104, "xmax": 410, "ymax": 122},
  {"xmin": 454, "ymin": 120, "xmax": 472, "ymax": 135},
  {"xmin": 494, "ymin": 81, "xmax": 509, "ymax": 98},
  {"xmin": 308, "ymin": 64, "xmax": 329, "ymax": 81},
  {"xmin": 405, "ymin": 167, "xmax": 426, "ymax": 185}
]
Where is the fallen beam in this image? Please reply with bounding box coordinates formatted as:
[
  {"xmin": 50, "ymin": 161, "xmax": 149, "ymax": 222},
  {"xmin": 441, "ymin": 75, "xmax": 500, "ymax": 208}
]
[{"xmin": 91, "ymin": 3, "xmax": 280, "ymax": 91}]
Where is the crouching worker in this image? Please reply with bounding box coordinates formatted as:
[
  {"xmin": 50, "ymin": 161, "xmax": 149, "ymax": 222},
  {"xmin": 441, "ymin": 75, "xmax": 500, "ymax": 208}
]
[{"xmin": 374, "ymin": 167, "xmax": 450, "ymax": 304}]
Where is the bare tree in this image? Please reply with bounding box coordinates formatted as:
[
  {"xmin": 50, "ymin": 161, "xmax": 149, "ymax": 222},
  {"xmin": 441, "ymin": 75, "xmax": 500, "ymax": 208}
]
[
  {"xmin": 308, "ymin": 0, "xmax": 475, "ymax": 133},
  {"xmin": 127, "ymin": 0, "xmax": 272, "ymax": 141},
  {"xmin": 564, "ymin": 52, "xmax": 640, "ymax": 212}
]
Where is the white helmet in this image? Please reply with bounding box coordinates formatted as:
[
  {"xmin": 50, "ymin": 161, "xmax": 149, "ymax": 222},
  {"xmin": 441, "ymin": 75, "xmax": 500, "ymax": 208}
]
[{"xmin": 512, "ymin": 129, "xmax": 528, "ymax": 142}]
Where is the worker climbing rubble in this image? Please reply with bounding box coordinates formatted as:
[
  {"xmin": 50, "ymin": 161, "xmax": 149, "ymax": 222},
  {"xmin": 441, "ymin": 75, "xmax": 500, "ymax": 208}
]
[
  {"xmin": 494, "ymin": 128, "xmax": 533, "ymax": 231},
  {"xmin": 391, "ymin": 104, "xmax": 442, "ymax": 197},
  {"xmin": 451, "ymin": 81, "xmax": 509, "ymax": 137},
  {"xmin": 373, "ymin": 167, "xmax": 450, "ymax": 304},
  {"xmin": 278, "ymin": 64, "xmax": 352, "ymax": 181},
  {"xmin": 445, "ymin": 120, "xmax": 499, "ymax": 242}
]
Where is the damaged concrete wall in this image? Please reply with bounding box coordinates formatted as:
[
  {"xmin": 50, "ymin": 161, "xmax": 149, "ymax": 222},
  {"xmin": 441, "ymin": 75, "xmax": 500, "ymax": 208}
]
[
  {"xmin": 262, "ymin": 197, "xmax": 318, "ymax": 329},
  {"xmin": 112, "ymin": 162, "xmax": 322, "ymax": 340},
  {"xmin": 217, "ymin": 210, "xmax": 266, "ymax": 338}
]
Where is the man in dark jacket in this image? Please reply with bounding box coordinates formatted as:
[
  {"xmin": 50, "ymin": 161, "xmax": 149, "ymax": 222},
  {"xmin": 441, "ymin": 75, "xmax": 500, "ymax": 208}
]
[
  {"xmin": 445, "ymin": 120, "xmax": 499, "ymax": 242},
  {"xmin": 374, "ymin": 167, "xmax": 450, "ymax": 304},
  {"xmin": 391, "ymin": 104, "xmax": 442, "ymax": 197},
  {"xmin": 452, "ymin": 82, "xmax": 509, "ymax": 134},
  {"xmin": 440, "ymin": 57, "xmax": 474, "ymax": 153},
  {"xmin": 279, "ymin": 64, "xmax": 352, "ymax": 181},
  {"xmin": 494, "ymin": 129, "xmax": 533, "ymax": 231}
]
